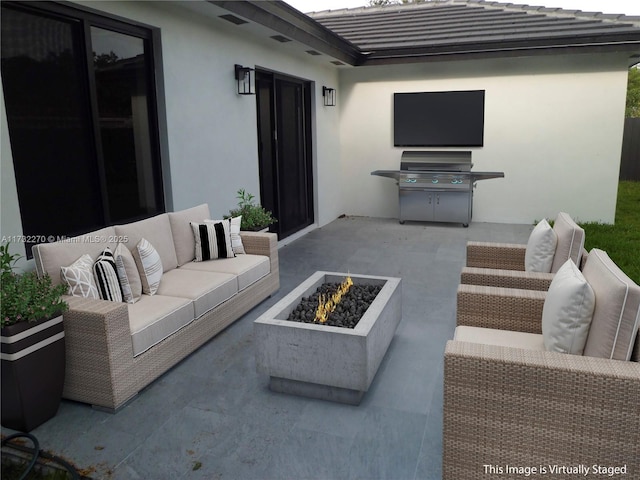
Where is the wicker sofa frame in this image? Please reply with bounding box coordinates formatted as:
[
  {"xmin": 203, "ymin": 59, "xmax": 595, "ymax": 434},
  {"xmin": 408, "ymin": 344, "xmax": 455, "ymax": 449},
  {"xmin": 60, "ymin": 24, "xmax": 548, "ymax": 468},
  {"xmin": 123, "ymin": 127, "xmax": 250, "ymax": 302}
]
[
  {"xmin": 443, "ymin": 284, "xmax": 640, "ymax": 479},
  {"xmin": 60, "ymin": 232, "xmax": 279, "ymax": 412}
]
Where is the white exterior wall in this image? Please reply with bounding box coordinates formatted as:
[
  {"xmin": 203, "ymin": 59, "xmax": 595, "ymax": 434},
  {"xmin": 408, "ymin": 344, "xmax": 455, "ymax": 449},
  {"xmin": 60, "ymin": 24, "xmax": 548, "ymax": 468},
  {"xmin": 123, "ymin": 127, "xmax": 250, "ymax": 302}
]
[
  {"xmin": 0, "ymin": 0, "xmax": 343, "ymax": 252},
  {"xmin": 338, "ymin": 53, "xmax": 629, "ymax": 224},
  {"xmin": 1, "ymin": 1, "xmax": 632, "ymax": 259}
]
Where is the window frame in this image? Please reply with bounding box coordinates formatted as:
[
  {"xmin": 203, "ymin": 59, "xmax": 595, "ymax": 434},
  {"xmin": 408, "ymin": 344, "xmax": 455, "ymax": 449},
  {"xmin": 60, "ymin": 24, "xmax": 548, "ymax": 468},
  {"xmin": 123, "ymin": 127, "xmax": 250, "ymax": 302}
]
[{"xmin": 2, "ymin": 1, "xmax": 170, "ymax": 252}]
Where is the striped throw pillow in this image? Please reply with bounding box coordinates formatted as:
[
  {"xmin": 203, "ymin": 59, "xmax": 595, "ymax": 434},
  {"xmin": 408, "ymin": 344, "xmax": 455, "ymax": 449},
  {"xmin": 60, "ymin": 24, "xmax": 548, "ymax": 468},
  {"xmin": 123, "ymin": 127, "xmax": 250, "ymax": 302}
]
[
  {"xmin": 114, "ymin": 243, "xmax": 142, "ymax": 304},
  {"xmin": 191, "ymin": 221, "xmax": 235, "ymax": 261},
  {"xmin": 207, "ymin": 216, "xmax": 245, "ymax": 255},
  {"xmin": 93, "ymin": 247, "xmax": 123, "ymax": 302},
  {"xmin": 132, "ymin": 238, "xmax": 163, "ymax": 295}
]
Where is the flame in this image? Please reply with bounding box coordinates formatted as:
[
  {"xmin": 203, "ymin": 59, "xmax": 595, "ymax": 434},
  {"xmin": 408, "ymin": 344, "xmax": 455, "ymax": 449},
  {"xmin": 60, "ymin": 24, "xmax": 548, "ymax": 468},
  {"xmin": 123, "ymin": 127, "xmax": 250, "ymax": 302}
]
[{"xmin": 315, "ymin": 275, "xmax": 353, "ymax": 323}]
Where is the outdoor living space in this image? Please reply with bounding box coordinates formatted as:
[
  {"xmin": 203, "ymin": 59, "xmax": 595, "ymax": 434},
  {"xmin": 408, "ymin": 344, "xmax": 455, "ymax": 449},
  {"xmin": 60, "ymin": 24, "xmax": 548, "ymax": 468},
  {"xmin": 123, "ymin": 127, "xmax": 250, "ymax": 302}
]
[
  {"xmin": 3, "ymin": 0, "xmax": 640, "ymax": 478},
  {"xmin": 2, "ymin": 217, "xmax": 533, "ymax": 479}
]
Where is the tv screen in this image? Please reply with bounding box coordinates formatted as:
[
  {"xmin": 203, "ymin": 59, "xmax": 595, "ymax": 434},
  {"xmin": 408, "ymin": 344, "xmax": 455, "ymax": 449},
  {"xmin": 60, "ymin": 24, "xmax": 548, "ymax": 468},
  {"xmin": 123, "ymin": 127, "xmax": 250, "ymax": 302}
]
[{"xmin": 393, "ymin": 90, "xmax": 485, "ymax": 147}]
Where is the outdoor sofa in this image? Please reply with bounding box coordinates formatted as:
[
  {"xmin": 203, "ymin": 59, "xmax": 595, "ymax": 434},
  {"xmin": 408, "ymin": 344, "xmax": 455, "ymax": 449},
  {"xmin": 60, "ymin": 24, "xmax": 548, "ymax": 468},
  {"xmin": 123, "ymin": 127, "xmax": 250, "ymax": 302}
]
[
  {"xmin": 461, "ymin": 212, "xmax": 585, "ymax": 291},
  {"xmin": 444, "ymin": 248, "xmax": 640, "ymax": 479},
  {"xmin": 32, "ymin": 204, "xmax": 279, "ymax": 411}
]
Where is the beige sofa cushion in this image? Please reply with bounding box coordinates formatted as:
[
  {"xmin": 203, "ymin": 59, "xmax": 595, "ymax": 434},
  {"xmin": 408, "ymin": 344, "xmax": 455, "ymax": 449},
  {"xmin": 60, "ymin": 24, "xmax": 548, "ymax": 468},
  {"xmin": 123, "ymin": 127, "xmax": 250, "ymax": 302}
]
[
  {"xmin": 524, "ymin": 219, "xmax": 557, "ymax": 273},
  {"xmin": 454, "ymin": 326, "xmax": 545, "ymax": 351},
  {"xmin": 582, "ymin": 249, "xmax": 640, "ymax": 361},
  {"xmin": 115, "ymin": 213, "xmax": 178, "ymax": 272},
  {"xmin": 158, "ymin": 269, "xmax": 238, "ymax": 318},
  {"xmin": 168, "ymin": 204, "xmax": 211, "ymax": 267},
  {"xmin": 180, "ymin": 254, "xmax": 270, "ymax": 291},
  {"xmin": 128, "ymin": 294, "xmax": 194, "ymax": 357},
  {"xmin": 32, "ymin": 226, "xmax": 118, "ymax": 286},
  {"xmin": 550, "ymin": 212, "xmax": 585, "ymax": 273},
  {"xmin": 541, "ymin": 260, "xmax": 595, "ymax": 355}
]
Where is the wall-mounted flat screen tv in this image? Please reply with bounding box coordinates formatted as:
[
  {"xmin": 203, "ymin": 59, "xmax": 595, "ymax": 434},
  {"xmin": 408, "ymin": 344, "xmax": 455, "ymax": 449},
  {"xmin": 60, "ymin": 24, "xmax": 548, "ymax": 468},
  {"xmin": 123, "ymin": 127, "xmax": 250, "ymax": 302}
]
[{"xmin": 394, "ymin": 90, "xmax": 485, "ymax": 147}]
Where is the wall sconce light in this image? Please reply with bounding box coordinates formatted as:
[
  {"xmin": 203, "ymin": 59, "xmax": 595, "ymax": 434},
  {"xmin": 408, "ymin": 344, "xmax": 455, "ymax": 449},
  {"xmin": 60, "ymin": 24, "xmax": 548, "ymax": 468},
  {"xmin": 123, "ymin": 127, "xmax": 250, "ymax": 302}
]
[
  {"xmin": 235, "ymin": 64, "xmax": 255, "ymax": 95},
  {"xmin": 322, "ymin": 86, "xmax": 336, "ymax": 107}
]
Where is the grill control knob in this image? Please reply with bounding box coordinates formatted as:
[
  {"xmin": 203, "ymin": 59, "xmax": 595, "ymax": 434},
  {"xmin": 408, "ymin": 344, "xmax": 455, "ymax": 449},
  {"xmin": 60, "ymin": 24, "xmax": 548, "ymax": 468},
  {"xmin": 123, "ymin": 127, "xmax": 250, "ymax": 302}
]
[{"xmin": 432, "ymin": 178, "xmax": 439, "ymax": 184}]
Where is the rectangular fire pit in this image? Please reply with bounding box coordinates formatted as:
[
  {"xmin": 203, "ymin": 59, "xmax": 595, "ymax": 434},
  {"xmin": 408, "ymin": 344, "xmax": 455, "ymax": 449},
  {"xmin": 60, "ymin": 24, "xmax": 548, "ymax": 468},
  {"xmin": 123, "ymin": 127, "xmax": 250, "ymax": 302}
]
[{"xmin": 254, "ymin": 271, "xmax": 402, "ymax": 405}]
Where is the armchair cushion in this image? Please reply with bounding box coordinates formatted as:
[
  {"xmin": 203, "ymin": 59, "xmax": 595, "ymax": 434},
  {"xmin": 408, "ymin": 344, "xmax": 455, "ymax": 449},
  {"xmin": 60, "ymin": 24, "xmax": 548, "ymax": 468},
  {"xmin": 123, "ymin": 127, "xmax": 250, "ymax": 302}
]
[
  {"xmin": 524, "ymin": 219, "xmax": 557, "ymax": 273},
  {"xmin": 541, "ymin": 260, "xmax": 595, "ymax": 355},
  {"xmin": 454, "ymin": 325, "xmax": 544, "ymax": 350},
  {"xmin": 582, "ymin": 249, "xmax": 640, "ymax": 361}
]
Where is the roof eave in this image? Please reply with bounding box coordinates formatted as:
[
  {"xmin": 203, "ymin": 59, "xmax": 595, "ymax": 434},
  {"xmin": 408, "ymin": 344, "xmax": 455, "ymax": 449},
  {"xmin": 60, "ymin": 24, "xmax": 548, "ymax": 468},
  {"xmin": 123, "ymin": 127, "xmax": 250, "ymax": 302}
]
[
  {"xmin": 210, "ymin": 0, "xmax": 363, "ymax": 66},
  {"xmin": 361, "ymin": 38, "xmax": 640, "ymax": 66}
]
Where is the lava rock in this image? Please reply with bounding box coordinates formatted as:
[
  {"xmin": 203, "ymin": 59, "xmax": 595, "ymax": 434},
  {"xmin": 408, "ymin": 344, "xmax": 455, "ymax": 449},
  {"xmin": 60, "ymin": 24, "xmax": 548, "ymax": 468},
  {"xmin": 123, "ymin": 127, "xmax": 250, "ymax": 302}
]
[{"xmin": 287, "ymin": 282, "xmax": 383, "ymax": 328}]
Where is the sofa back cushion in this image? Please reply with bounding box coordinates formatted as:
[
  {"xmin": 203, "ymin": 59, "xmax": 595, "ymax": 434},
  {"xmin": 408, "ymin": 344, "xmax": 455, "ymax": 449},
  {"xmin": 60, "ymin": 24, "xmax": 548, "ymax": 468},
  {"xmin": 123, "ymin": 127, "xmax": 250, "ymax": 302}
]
[
  {"xmin": 551, "ymin": 212, "xmax": 585, "ymax": 273},
  {"xmin": 115, "ymin": 213, "xmax": 178, "ymax": 272},
  {"xmin": 582, "ymin": 249, "xmax": 640, "ymax": 361},
  {"xmin": 167, "ymin": 204, "xmax": 211, "ymax": 266},
  {"xmin": 32, "ymin": 226, "xmax": 118, "ymax": 286}
]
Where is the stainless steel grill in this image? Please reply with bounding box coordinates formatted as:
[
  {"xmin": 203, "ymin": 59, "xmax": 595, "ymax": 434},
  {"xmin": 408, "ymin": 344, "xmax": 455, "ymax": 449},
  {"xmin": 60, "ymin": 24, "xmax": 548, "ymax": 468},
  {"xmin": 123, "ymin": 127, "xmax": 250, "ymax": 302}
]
[{"xmin": 371, "ymin": 151, "xmax": 504, "ymax": 227}]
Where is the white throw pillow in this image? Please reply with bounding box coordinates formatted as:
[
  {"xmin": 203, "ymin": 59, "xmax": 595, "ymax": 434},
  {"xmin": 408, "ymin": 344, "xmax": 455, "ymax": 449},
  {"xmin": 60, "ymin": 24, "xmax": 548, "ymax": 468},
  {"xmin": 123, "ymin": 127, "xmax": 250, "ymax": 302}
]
[
  {"xmin": 525, "ymin": 219, "xmax": 557, "ymax": 273},
  {"xmin": 542, "ymin": 259, "xmax": 595, "ymax": 355},
  {"xmin": 61, "ymin": 254, "xmax": 100, "ymax": 299},
  {"xmin": 208, "ymin": 217, "xmax": 245, "ymax": 255},
  {"xmin": 132, "ymin": 238, "xmax": 163, "ymax": 295}
]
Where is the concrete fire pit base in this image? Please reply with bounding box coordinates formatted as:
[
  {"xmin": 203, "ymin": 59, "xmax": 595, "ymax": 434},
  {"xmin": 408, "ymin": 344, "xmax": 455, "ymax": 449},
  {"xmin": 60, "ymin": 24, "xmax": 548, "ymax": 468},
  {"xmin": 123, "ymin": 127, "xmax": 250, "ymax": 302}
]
[{"xmin": 254, "ymin": 271, "xmax": 402, "ymax": 405}]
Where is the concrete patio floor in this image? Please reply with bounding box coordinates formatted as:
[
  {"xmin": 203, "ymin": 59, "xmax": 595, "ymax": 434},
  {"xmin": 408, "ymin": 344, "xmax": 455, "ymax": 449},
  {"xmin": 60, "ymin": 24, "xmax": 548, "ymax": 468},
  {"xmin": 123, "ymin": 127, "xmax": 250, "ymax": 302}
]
[{"xmin": 2, "ymin": 216, "xmax": 533, "ymax": 480}]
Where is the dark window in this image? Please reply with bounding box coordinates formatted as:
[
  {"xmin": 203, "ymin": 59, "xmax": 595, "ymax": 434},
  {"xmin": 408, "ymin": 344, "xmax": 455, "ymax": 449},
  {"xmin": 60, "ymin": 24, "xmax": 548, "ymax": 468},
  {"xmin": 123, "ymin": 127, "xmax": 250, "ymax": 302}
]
[{"xmin": 1, "ymin": 2, "xmax": 164, "ymax": 255}]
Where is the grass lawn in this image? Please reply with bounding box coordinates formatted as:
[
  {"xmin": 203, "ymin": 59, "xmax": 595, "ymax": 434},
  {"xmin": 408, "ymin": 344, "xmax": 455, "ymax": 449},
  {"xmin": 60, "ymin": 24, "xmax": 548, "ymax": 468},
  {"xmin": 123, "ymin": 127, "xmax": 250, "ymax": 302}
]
[{"xmin": 580, "ymin": 181, "xmax": 640, "ymax": 284}]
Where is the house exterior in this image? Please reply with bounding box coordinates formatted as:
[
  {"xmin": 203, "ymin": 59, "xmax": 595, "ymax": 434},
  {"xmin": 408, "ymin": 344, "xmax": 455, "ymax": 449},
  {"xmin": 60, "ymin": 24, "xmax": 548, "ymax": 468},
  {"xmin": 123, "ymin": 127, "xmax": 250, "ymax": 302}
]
[{"xmin": 2, "ymin": 0, "xmax": 640, "ymax": 264}]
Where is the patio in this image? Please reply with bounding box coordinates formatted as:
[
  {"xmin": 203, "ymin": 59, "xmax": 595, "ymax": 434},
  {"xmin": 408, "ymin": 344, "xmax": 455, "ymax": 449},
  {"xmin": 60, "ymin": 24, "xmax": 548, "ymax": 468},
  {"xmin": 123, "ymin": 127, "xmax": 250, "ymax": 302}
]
[{"xmin": 2, "ymin": 216, "xmax": 533, "ymax": 479}]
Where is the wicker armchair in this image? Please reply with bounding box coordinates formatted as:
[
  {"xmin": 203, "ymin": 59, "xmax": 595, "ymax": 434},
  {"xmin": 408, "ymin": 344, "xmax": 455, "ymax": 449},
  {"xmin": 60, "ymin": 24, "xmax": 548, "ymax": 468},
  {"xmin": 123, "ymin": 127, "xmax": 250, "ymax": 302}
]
[
  {"xmin": 462, "ymin": 212, "xmax": 585, "ymax": 291},
  {"xmin": 444, "ymin": 250, "xmax": 640, "ymax": 480}
]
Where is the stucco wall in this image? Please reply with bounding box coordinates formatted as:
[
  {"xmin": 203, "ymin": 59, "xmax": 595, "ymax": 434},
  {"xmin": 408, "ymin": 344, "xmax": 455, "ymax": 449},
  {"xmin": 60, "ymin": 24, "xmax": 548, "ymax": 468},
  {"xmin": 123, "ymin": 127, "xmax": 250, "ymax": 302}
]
[
  {"xmin": 0, "ymin": 0, "xmax": 343, "ymax": 251},
  {"xmin": 1, "ymin": 1, "xmax": 631, "ymax": 258},
  {"xmin": 338, "ymin": 53, "xmax": 628, "ymax": 224}
]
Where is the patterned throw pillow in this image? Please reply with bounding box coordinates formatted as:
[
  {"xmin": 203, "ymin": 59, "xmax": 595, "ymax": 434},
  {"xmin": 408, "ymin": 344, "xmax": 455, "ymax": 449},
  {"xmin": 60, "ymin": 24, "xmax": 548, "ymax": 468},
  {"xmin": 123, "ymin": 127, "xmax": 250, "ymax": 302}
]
[
  {"xmin": 132, "ymin": 238, "xmax": 163, "ymax": 295},
  {"xmin": 114, "ymin": 243, "xmax": 142, "ymax": 304},
  {"xmin": 93, "ymin": 247, "xmax": 123, "ymax": 302},
  {"xmin": 61, "ymin": 254, "xmax": 100, "ymax": 299},
  {"xmin": 191, "ymin": 221, "xmax": 235, "ymax": 261},
  {"xmin": 208, "ymin": 217, "xmax": 245, "ymax": 255}
]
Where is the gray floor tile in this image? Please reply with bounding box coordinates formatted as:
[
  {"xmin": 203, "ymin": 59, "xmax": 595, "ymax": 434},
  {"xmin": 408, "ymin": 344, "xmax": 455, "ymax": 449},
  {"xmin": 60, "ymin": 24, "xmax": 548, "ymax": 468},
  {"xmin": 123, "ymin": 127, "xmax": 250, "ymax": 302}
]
[{"xmin": 1, "ymin": 217, "xmax": 531, "ymax": 479}]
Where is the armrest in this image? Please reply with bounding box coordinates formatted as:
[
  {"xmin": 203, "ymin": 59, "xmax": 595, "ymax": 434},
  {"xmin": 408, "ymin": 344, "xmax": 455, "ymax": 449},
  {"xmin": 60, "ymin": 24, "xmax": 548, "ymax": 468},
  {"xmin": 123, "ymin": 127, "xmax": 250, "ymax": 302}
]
[
  {"xmin": 466, "ymin": 241, "xmax": 526, "ymax": 271},
  {"xmin": 457, "ymin": 284, "xmax": 545, "ymax": 334},
  {"xmin": 443, "ymin": 341, "xmax": 640, "ymax": 480},
  {"xmin": 62, "ymin": 296, "xmax": 136, "ymax": 409},
  {"xmin": 461, "ymin": 266, "xmax": 554, "ymax": 291}
]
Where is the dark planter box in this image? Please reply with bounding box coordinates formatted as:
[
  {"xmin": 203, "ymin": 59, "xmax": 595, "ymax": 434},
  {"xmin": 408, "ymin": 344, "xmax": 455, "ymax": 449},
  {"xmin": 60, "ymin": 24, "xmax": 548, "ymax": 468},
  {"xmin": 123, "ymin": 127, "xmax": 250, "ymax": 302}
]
[{"xmin": 1, "ymin": 315, "xmax": 65, "ymax": 432}]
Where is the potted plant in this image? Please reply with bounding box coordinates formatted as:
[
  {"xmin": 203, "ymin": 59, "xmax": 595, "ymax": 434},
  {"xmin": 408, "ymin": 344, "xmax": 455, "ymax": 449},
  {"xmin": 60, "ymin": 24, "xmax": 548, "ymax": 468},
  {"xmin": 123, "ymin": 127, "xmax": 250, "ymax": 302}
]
[
  {"xmin": 225, "ymin": 188, "xmax": 277, "ymax": 232},
  {"xmin": 1, "ymin": 243, "xmax": 68, "ymax": 432}
]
